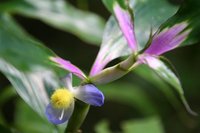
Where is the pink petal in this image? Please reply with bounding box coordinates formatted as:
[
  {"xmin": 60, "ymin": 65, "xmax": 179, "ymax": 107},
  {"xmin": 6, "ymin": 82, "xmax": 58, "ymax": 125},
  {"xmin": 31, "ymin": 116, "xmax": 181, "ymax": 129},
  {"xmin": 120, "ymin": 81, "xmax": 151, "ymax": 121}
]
[
  {"xmin": 89, "ymin": 60, "xmax": 109, "ymax": 77},
  {"xmin": 145, "ymin": 22, "xmax": 190, "ymax": 55},
  {"xmin": 89, "ymin": 17, "xmax": 132, "ymax": 76},
  {"xmin": 50, "ymin": 57, "xmax": 86, "ymax": 79},
  {"xmin": 113, "ymin": 3, "xmax": 137, "ymax": 52},
  {"xmin": 89, "ymin": 47, "xmax": 111, "ymax": 76},
  {"xmin": 137, "ymin": 54, "xmax": 163, "ymax": 69}
]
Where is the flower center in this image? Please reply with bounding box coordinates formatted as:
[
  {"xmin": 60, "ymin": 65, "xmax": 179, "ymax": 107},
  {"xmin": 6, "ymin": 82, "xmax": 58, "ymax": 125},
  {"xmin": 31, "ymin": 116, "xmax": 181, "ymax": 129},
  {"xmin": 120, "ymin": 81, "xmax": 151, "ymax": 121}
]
[{"xmin": 51, "ymin": 88, "xmax": 74, "ymax": 109}]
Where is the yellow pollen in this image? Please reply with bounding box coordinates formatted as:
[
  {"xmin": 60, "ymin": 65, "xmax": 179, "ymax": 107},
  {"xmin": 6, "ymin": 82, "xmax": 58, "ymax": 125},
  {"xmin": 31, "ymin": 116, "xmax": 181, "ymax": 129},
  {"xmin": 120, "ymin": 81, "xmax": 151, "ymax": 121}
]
[{"xmin": 51, "ymin": 88, "xmax": 74, "ymax": 109}]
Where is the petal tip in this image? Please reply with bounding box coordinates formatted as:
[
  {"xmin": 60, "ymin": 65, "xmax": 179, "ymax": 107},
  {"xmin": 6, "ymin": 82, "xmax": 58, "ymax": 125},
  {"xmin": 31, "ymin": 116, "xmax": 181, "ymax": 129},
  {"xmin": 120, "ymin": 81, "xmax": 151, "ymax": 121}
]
[
  {"xmin": 45, "ymin": 104, "xmax": 65, "ymax": 125},
  {"xmin": 86, "ymin": 84, "xmax": 105, "ymax": 107},
  {"xmin": 45, "ymin": 103, "xmax": 74, "ymax": 125},
  {"xmin": 74, "ymin": 84, "xmax": 105, "ymax": 107}
]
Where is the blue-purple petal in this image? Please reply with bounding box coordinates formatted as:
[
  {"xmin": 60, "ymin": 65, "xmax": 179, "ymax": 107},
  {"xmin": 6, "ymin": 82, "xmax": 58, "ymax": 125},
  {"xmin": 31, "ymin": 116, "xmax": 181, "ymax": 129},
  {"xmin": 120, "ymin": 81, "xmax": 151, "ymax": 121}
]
[
  {"xmin": 74, "ymin": 84, "xmax": 104, "ymax": 106},
  {"xmin": 45, "ymin": 102, "xmax": 74, "ymax": 125}
]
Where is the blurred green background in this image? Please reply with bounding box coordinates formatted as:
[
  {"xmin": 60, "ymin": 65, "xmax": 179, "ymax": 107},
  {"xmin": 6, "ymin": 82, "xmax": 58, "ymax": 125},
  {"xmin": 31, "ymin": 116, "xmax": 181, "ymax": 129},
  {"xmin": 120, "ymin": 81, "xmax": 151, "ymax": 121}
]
[{"xmin": 0, "ymin": 0, "xmax": 200, "ymax": 133}]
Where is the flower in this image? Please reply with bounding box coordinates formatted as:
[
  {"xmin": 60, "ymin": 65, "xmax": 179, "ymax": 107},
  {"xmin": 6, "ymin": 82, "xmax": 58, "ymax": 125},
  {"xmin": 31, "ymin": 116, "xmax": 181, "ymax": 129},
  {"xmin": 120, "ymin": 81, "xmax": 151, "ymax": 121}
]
[
  {"xmin": 113, "ymin": 2, "xmax": 190, "ymax": 68},
  {"xmin": 110, "ymin": 2, "xmax": 197, "ymax": 116},
  {"xmin": 45, "ymin": 73, "xmax": 104, "ymax": 124}
]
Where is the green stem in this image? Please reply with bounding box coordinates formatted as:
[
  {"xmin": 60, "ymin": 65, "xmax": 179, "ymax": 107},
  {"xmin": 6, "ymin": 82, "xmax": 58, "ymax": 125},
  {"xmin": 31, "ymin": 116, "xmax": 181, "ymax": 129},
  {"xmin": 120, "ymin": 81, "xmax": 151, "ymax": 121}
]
[
  {"xmin": 65, "ymin": 101, "xmax": 90, "ymax": 133},
  {"xmin": 89, "ymin": 53, "xmax": 137, "ymax": 85}
]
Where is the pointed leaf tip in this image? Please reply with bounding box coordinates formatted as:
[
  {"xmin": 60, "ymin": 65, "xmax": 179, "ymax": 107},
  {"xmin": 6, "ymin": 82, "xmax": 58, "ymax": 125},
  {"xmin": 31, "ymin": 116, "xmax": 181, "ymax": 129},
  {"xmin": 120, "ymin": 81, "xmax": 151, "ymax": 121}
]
[
  {"xmin": 181, "ymin": 95, "xmax": 198, "ymax": 116},
  {"xmin": 138, "ymin": 55, "xmax": 197, "ymax": 116}
]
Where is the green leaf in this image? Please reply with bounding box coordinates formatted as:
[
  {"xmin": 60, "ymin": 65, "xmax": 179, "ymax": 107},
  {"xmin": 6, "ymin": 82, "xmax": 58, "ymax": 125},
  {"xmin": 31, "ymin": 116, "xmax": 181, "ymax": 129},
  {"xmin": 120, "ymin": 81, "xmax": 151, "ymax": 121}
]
[
  {"xmin": 101, "ymin": 82, "xmax": 157, "ymax": 115},
  {"xmin": 140, "ymin": 56, "xmax": 197, "ymax": 116},
  {"xmin": 0, "ymin": 0, "xmax": 105, "ymax": 44},
  {"xmin": 0, "ymin": 124, "xmax": 13, "ymax": 133},
  {"xmin": 134, "ymin": 65, "xmax": 184, "ymax": 113},
  {"xmin": 95, "ymin": 117, "xmax": 164, "ymax": 133},
  {"xmin": 95, "ymin": 120, "xmax": 112, "ymax": 133},
  {"xmin": 102, "ymin": 0, "xmax": 127, "ymax": 12},
  {"xmin": 0, "ymin": 86, "xmax": 16, "ymax": 106},
  {"xmin": 15, "ymin": 99, "xmax": 64, "ymax": 133},
  {"xmin": 0, "ymin": 13, "xmax": 62, "ymax": 118},
  {"xmin": 0, "ymin": 86, "xmax": 17, "ymax": 125},
  {"xmin": 122, "ymin": 116, "xmax": 164, "ymax": 133},
  {"xmin": 161, "ymin": 0, "xmax": 200, "ymax": 46},
  {"xmin": 102, "ymin": 0, "xmax": 115, "ymax": 12}
]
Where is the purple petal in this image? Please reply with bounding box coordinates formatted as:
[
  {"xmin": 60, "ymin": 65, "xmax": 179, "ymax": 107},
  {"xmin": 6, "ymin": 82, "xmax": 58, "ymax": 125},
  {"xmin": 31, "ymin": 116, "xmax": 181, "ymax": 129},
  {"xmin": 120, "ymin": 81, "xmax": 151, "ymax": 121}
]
[
  {"xmin": 89, "ymin": 48, "xmax": 110, "ymax": 76},
  {"xmin": 73, "ymin": 84, "xmax": 104, "ymax": 106},
  {"xmin": 145, "ymin": 22, "xmax": 190, "ymax": 55},
  {"xmin": 89, "ymin": 17, "xmax": 132, "ymax": 76},
  {"xmin": 50, "ymin": 57, "xmax": 86, "ymax": 79},
  {"xmin": 113, "ymin": 3, "xmax": 137, "ymax": 52},
  {"xmin": 45, "ymin": 102, "xmax": 74, "ymax": 124},
  {"xmin": 89, "ymin": 41, "xmax": 130, "ymax": 76}
]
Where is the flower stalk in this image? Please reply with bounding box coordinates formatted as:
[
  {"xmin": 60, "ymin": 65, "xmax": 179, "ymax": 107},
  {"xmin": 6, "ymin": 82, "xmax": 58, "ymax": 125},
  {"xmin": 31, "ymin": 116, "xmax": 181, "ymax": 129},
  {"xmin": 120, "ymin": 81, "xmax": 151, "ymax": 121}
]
[
  {"xmin": 65, "ymin": 101, "xmax": 90, "ymax": 133},
  {"xmin": 89, "ymin": 53, "xmax": 137, "ymax": 85}
]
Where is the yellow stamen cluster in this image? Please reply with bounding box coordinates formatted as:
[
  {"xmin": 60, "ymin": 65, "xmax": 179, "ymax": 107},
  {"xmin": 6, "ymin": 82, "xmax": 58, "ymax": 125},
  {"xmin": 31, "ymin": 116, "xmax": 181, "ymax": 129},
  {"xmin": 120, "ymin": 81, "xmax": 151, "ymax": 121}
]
[{"xmin": 51, "ymin": 88, "xmax": 74, "ymax": 109}]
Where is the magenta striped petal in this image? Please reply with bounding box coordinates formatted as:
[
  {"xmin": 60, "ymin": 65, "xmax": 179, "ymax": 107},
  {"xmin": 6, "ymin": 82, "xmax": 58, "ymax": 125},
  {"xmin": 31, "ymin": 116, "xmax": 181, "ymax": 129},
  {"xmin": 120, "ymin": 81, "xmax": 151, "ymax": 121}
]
[
  {"xmin": 113, "ymin": 3, "xmax": 137, "ymax": 52},
  {"xmin": 50, "ymin": 57, "xmax": 86, "ymax": 79},
  {"xmin": 145, "ymin": 22, "xmax": 190, "ymax": 55},
  {"xmin": 89, "ymin": 40, "xmax": 130, "ymax": 76},
  {"xmin": 89, "ymin": 46, "xmax": 111, "ymax": 76},
  {"xmin": 90, "ymin": 17, "xmax": 132, "ymax": 76},
  {"xmin": 89, "ymin": 57, "xmax": 109, "ymax": 76}
]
